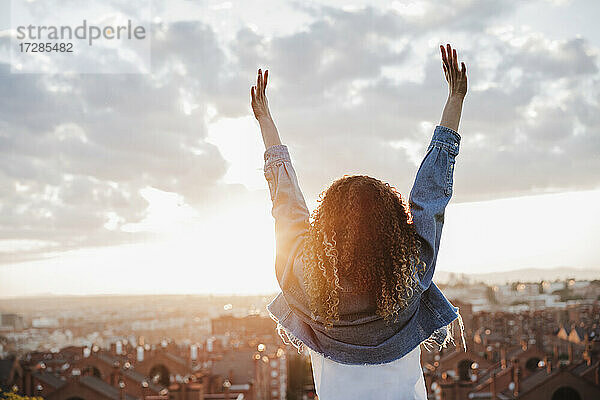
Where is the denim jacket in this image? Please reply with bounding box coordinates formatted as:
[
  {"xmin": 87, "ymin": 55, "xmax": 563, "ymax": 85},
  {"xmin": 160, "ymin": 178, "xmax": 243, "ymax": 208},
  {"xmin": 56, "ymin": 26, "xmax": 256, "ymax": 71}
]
[{"xmin": 263, "ymin": 125, "xmax": 466, "ymax": 365}]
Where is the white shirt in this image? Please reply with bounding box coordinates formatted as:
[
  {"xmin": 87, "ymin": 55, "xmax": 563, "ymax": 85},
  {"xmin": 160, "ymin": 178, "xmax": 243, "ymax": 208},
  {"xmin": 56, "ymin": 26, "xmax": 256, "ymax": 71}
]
[{"xmin": 308, "ymin": 344, "xmax": 427, "ymax": 400}]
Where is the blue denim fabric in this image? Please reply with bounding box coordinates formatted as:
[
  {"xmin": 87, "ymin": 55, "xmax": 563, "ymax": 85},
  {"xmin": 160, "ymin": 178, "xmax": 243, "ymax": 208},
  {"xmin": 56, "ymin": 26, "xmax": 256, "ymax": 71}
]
[{"xmin": 263, "ymin": 125, "xmax": 465, "ymax": 365}]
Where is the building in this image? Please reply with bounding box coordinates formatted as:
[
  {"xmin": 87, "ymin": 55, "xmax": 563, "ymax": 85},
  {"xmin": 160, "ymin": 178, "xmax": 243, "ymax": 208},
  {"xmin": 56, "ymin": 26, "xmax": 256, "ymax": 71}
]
[{"xmin": 0, "ymin": 314, "xmax": 24, "ymax": 331}]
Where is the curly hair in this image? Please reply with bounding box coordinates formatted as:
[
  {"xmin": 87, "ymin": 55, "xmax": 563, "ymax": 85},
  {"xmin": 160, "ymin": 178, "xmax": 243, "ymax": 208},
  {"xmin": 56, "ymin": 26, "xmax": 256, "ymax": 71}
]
[{"xmin": 302, "ymin": 174, "xmax": 426, "ymax": 330}]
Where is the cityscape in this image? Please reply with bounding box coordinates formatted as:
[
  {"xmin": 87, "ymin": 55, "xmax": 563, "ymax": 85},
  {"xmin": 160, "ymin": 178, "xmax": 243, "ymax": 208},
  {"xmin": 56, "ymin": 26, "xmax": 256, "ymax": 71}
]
[{"xmin": 1, "ymin": 273, "xmax": 599, "ymax": 399}]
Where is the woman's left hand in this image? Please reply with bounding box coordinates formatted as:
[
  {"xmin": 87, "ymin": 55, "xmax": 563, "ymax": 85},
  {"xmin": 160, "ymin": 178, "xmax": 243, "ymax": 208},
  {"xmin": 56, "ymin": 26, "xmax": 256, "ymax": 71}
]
[{"xmin": 251, "ymin": 68, "xmax": 272, "ymax": 122}]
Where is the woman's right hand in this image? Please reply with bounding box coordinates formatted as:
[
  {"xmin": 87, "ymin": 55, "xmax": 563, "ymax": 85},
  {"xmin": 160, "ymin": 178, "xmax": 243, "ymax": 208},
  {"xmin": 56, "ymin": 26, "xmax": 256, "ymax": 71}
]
[{"xmin": 440, "ymin": 43, "xmax": 467, "ymax": 99}]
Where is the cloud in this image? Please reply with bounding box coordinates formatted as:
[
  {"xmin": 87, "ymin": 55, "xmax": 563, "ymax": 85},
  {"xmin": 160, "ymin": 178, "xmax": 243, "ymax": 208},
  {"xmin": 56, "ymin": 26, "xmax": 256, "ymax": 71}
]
[
  {"xmin": 217, "ymin": 3, "xmax": 599, "ymax": 204},
  {"xmin": 0, "ymin": 18, "xmax": 246, "ymax": 263}
]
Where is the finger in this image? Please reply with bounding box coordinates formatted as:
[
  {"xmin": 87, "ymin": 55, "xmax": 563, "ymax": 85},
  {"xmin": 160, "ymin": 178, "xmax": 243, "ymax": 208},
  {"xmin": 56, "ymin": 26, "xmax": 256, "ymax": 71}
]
[
  {"xmin": 453, "ymin": 49, "xmax": 458, "ymax": 72},
  {"xmin": 446, "ymin": 44, "xmax": 454, "ymax": 81},
  {"xmin": 440, "ymin": 45, "xmax": 450, "ymax": 78},
  {"xmin": 256, "ymin": 70, "xmax": 261, "ymax": 96},
  {"xmin": 251, "ymin": 85, "xmax": 256, "ymax": 103},
  {"xmin": 264, "ymin": 69, "xmax": 268, "ymax": 92},
  {"xmin": 451, "ymin": 49, "xmax": 457, "ymax": 81},
  {"xmin": 441, "ymin": 44, "xmax": 448, "ymax": 67},
  {"xmin": 440, "ymin": 45, "xmax": 448, "ymax": 68},
  {"xmin": 252, "ymin": 85, "xmax": 260, "ymax": 108},
  {"xmin": 461, "ymin": 62, "xmax": 466, "ymax": 76},
  {"xmin": 258, "ymin": 68, "xmax": 263, "ymax": 94}
]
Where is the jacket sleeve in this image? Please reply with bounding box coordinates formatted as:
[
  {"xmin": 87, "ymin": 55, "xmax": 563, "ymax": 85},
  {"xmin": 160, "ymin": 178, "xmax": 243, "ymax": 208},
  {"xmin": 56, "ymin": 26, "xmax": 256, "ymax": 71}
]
[
  {"xmin": 408, "ymin": 125, "xmax": 461, "ymax": 292},
  {"xmin": 264, "ymin": 144, "xmax": 311, "ymax": 294}
]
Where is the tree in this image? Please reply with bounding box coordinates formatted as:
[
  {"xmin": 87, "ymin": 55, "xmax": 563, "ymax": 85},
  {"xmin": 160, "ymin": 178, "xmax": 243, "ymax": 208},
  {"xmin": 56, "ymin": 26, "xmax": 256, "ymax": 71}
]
[
  {"xmin": 0, "ymin": 391, "xmax": 43, "ymax": 400},
  {"xmin": 486, "ymin": 286, "xmax": 498, "ymax": 305}
]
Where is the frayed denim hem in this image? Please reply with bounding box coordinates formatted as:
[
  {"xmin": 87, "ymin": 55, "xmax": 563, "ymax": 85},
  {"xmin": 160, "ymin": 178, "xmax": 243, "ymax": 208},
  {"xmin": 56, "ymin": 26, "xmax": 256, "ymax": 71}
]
[
  {"xmin": 268, "ymin": 310, "xmax": 305, "ymax": 354},
  {"xmin": 421, "ymin": 307, "xmax": 467, "ymax": 353},
  {"xmin": 268, "ymin": 307, "xmax": 467, "ymax": 361}
]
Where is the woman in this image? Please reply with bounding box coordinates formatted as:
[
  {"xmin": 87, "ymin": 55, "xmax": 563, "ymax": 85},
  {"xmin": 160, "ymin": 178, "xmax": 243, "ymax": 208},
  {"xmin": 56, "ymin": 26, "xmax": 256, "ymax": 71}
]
[{"xmin": 251, "ymin": 43, "xmax": 468, "ymax": 399}]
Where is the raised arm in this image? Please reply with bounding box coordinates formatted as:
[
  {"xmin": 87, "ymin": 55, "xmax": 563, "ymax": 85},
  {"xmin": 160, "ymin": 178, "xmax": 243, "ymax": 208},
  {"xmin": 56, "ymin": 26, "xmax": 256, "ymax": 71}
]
[
  {"xmin": 409, "ymin": 44, "xmax": 467, "ymax": 291},
  {"xmin": 251, "ymin": 68, "xmax": 310, "ymax": 292}
]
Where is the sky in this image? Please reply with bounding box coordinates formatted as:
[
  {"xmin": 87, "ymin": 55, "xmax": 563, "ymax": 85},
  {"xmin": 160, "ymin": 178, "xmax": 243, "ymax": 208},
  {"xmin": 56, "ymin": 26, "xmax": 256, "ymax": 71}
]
[{"xmin": 0, "ymin": 0, "xmax": 599, "ymax": 297}]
